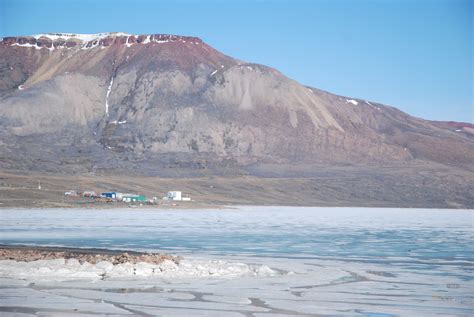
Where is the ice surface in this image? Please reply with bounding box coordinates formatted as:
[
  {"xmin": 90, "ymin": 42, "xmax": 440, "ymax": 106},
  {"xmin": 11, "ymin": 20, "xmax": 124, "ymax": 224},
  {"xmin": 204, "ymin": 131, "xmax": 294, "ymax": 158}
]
[
  {"xmin": 0, "ymin": 258, "xmax": 278, "ymax": 282},
  {"xmin": 0, "ymin": 207, "xmax": 472, "ymax": 316}
]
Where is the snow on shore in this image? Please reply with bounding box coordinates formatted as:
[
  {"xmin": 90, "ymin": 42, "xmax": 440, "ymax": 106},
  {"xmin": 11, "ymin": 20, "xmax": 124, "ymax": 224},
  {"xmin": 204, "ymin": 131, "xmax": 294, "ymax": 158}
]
[{"xmin": 0, "ymin": 258, "xmax": 277, "ymax": 282}]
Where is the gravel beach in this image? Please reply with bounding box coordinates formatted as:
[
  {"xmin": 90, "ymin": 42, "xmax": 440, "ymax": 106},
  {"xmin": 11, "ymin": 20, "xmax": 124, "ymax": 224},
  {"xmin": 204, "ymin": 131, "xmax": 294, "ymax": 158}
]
[{"xmin": 0, "ymin": 245, "xmax": 180, "ymax": 265}]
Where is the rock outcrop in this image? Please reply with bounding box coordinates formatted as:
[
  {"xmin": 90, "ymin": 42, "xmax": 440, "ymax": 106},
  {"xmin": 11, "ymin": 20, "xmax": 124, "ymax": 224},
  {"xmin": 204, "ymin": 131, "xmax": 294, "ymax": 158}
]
[{"xmin": 0, "ymin": 247, "xmax": 180, "ymax": 265}]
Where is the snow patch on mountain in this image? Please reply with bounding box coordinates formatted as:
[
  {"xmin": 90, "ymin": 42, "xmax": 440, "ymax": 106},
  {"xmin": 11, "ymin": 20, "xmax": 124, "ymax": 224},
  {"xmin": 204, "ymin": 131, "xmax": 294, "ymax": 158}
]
[
  {"xmin": 6, "ymin": 33, "xmax": 202, "ymax": 51},
  {"xmin": 33, "ymin": 32, "xmax": 130, "ymax": 42},
  {"xmin": 105, "ymin": 77, "xmax": 114, "ymax": 116},
  {"xmin": 110, "ymin": 120, "xmax": 127, "ymax": 125},
  {"xmin": 11, "ymin": 42, "xmax": 42, "ymax": 50}
]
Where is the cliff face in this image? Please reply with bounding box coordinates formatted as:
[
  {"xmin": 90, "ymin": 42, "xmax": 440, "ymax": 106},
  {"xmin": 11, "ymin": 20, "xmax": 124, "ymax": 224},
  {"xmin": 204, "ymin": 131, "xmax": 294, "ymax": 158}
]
[{"xmin": 0, "ymin": 32, "xmax": 473, "ymax": 174}]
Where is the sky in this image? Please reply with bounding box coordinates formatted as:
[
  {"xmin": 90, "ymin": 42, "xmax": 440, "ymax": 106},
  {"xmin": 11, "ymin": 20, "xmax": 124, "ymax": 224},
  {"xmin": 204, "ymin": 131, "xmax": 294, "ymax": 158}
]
[{"xmin": 0, "ymin": 0, "xmax": 472, "ymax": 122}]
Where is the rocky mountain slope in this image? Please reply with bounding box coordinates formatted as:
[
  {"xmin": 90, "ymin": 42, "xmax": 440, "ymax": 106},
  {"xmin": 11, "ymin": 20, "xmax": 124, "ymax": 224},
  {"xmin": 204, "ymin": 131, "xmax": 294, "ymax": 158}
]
[{"xmin": 0, "ymin": 33, "xmax": 472, "ymax": 184}]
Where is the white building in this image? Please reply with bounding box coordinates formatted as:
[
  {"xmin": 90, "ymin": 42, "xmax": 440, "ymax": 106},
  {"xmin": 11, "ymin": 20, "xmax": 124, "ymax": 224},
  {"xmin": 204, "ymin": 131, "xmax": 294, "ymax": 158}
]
[
  {"xmin": 167, "ymin": 191, "xmax": 182, "ymax": 201},
  {"xmin": 64, "ymin": 190, "xmax": 78, "ymax": 196}
]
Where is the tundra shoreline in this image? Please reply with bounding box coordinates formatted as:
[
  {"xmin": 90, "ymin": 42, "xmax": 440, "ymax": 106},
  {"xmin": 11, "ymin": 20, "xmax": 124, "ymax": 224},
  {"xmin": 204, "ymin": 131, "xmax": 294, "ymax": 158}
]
[
  {"xmin": 1, "ymin": 166, "xmax": 473, "ymax": 209},
  {"xmin": 0, "ymin": 245, "xmax": 180, "ymax": 265}
]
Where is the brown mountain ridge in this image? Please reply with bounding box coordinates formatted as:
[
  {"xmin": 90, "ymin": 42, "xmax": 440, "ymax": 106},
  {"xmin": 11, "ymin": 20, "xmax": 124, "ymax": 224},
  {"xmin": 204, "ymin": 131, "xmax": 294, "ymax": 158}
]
[{"xmin": 0, "ymin": 32, "xmax": 472, "ymax": 208}]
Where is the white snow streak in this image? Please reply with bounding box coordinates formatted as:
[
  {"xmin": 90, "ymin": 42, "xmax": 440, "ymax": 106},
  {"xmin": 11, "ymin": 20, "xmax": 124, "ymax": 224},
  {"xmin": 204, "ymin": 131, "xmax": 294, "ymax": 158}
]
[
  {"xmin": 33, "ymin": 33, "xmax": 121, "ymax": 42},
  {"xmin": 11, "ymin": 43, "xmax": 42, "ymax": 50},
  {"xmin": 110, "ymin": 120, "xmax": 126, "ymax": 125},
  {"xmin": 125, "ymin": 36, "xmax": 132, "ymax": 48},
  {"xmin": 105, "ymin": 77, "xmax": 114, "ymax": 116},
  {"xmin": 346, "ymin": 99, "xmax": 359, "ymax": 106}
]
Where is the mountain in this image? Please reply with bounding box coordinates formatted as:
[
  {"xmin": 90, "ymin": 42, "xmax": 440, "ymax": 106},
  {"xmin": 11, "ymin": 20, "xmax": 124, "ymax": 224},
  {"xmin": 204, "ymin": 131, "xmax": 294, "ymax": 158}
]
[{"xmin": 0, "ymin": 32, "xmax": 473, "ymax": 207}]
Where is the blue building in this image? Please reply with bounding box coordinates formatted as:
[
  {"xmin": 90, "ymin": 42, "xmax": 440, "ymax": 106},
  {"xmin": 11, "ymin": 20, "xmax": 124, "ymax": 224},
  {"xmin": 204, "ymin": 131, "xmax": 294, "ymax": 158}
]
[{"xmin": 101, "ymin": 192, "xmax": 117, "ymax": 199}]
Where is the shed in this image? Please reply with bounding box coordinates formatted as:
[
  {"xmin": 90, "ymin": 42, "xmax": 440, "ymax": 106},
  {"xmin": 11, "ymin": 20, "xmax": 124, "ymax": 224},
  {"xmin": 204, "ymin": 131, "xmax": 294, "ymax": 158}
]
[
  {"xmin": 167, "ymin": 191, "xmax": 182, "ymax": 201},
  {"xmin": 122, "ymin": 195, "xmax": 146, "ymax": 203},
  {"xmin": 102, "ymin": 192, "xmax": 117, "ymax": 199}
]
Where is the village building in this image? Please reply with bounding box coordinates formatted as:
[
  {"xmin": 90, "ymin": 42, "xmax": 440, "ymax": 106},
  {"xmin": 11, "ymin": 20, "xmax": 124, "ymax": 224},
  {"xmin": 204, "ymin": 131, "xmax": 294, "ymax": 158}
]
[
  {"xmin": 167, "ymin": 191, "xmax": 182, "ymax": 201},
  {"xmin": 101, "ymin": 192, "xmax": 117, "ymax": 199},
  {"xmin": 64, "ymin": 190, "xmax": 79, "ymax": 197},
  {"xmin": 122, "ymin": 195, "xmax": 146, "ymax": 203},
  {"xmin": 165, "ymin": 191, "xmax": 191, "ymax": 201}
]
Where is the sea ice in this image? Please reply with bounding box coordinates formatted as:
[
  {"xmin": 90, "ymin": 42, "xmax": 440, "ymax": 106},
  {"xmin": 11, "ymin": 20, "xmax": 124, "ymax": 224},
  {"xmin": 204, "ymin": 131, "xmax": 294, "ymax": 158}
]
[
  {"xmin": 0, "ymin": 207, "xmax": 472, "ymax": 316},
  {"xmin": 0, "ymin": 257, "xmax": 279, "ymax": 282}
]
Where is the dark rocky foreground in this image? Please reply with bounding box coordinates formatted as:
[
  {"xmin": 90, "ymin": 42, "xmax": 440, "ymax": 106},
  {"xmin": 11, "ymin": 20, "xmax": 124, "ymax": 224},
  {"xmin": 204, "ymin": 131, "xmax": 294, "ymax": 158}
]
[{"xmin": 0, "ymin": 245, "xmax": 180, "ymax": 265}]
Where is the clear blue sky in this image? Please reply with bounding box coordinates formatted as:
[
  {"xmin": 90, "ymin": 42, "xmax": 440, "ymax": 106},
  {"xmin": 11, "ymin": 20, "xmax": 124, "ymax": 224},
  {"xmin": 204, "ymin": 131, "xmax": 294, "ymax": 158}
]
[{"xmin": 1, "ymin": 0, "xmax": 472, "ymax": 122}]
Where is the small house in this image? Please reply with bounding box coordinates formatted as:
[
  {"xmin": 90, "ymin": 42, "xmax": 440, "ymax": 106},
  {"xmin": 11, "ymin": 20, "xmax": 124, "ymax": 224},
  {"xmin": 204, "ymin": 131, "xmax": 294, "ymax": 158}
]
[
  {"xmin": 122, "ymin": 195, "xmax": 146, "ymax": 203},
  {"xmin": 82, "ymin": 191, "xmax": 96, "ymax": 197},
  {"xmin": 101, "ymin": 192, "xmax": 117, "ymax": 199},
  {"xmin": 116, "ymin": 192, "xmax": 127, "ymax": 200},
  {"xmin": 64, "ymin": 190, "xmax": 78, "ymax": 197},
  {"xmin": 167, "ymin": 191, "xmax": 182, "ymax": 201}
]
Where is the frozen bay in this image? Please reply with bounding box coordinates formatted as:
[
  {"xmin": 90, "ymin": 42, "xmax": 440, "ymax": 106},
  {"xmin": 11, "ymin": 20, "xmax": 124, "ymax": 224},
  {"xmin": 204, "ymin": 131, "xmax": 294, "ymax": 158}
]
[{"xmin": 0, "ymin": 207, "xmax": 472, "ymax": 316}]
